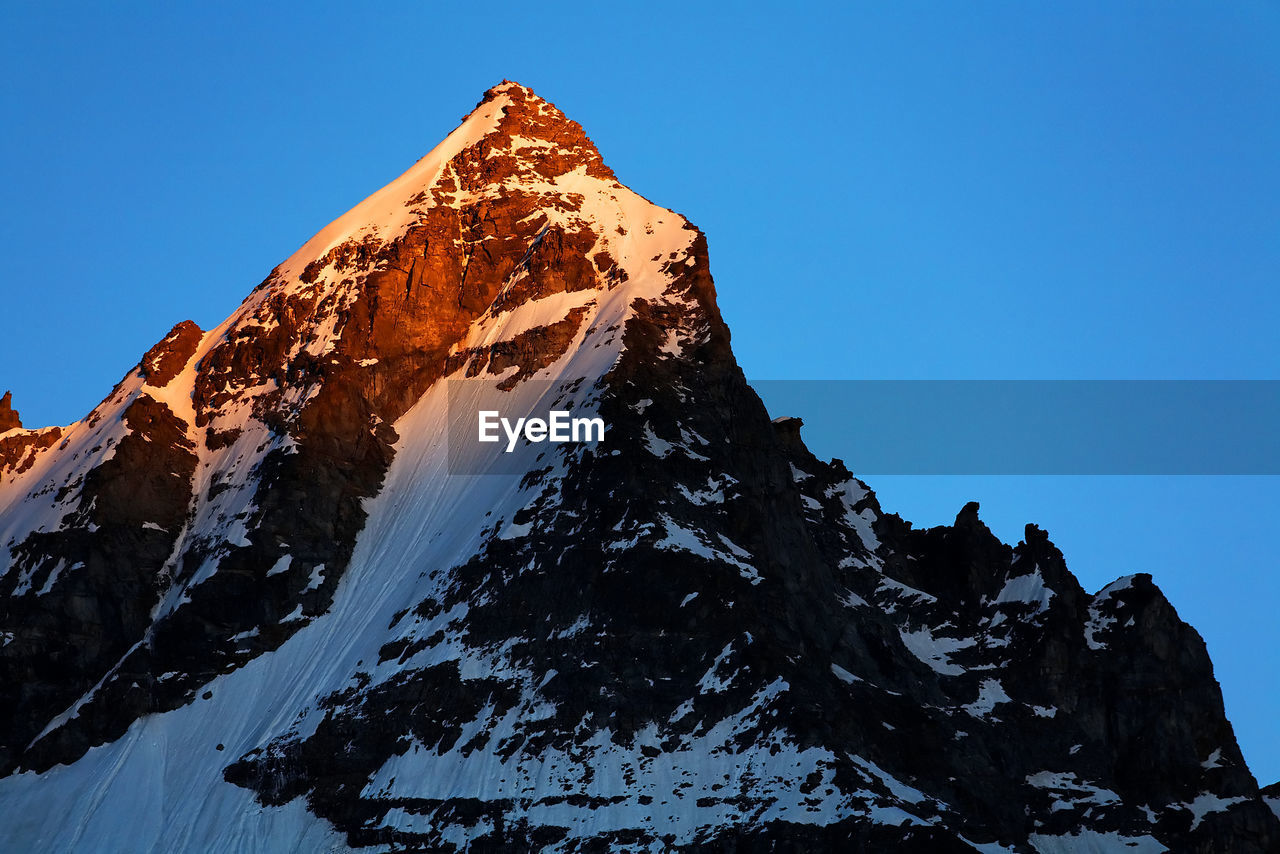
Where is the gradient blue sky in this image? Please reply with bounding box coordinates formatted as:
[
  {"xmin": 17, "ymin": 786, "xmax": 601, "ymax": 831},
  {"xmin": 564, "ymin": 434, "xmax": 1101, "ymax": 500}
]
[{"xmin": 2, "ymin": 3, "xmax": 1277, "ymax": 782}]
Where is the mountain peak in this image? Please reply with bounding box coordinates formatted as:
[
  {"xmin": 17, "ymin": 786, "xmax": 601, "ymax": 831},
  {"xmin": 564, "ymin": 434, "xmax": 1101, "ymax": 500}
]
[
  {"xmin": 3, "ymin": 84, "xmax": 1274, "ymax": 854},
  {"xmin": 273, "ymin": 82, "xmax": 616, "ymax": 287},
  {"xmin": 483, "ymin": 78, "xmax": 539, "ymax": 100},
  {"xmin": 472, "ymin": 78, "xmax": 615, "ymax": 181}
]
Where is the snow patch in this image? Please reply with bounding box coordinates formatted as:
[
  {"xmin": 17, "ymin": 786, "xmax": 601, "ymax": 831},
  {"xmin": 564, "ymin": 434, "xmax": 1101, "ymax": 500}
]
[{"xmin": 898, "ymin": 627, "xmax": 974, "ymax": 677}]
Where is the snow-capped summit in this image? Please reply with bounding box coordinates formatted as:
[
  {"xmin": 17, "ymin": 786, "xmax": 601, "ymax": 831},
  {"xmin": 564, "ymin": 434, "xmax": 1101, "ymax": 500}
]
[{"xmin": 0, "ymin": 84, "xmax": 1275, "ymax": 852}]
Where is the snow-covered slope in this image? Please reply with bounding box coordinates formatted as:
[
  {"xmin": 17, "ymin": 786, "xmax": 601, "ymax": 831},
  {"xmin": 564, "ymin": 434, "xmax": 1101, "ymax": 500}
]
[{"xmin": 1, "ymin": 83, "xmax": 1276, "ymax": 853}]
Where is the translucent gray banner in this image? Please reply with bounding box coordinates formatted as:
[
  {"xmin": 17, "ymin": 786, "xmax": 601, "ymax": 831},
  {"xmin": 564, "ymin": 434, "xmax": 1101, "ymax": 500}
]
[{"xmin": 751, "ymin": 380, "xmax": 1280, "ymax": 475}]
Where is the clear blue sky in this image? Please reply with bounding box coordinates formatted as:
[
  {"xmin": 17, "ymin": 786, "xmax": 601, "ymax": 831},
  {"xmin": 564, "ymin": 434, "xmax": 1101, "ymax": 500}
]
[{"xmin": 2, "ymin": 3, "xmax": 1277, "ymax": 782}]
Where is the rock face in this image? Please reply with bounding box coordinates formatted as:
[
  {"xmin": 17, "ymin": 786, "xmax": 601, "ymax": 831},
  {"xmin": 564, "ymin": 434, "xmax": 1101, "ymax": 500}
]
[
  {"xmin": 0, "ymin": 82, "xmax": 1275, "ymax": 853},
  {"xmin": 0, "ymin": 391, "xmax": 60, "ymax": 487},
  {"xmin": 0, "ymin": 392, "xmax": 20, "ymax": 432}
]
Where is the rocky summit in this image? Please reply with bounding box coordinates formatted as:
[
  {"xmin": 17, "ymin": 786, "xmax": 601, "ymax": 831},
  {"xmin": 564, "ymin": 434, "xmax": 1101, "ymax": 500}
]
[{"xmin": 0, "ymin": 83, "xmax": 1275, "ymax": 853}]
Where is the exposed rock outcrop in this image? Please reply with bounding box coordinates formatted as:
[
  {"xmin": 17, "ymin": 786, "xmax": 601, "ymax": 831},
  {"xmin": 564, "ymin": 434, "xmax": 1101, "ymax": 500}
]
[{"xmin": 0, "ymin": 391, "xmax": 19, "ymax": 432}]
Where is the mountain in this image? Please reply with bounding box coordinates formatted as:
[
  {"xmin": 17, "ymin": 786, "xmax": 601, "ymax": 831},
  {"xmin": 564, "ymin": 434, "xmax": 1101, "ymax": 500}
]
[{"xmin": 1, "ymin": 82, "xmax": 1275, "ymax": 853}]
